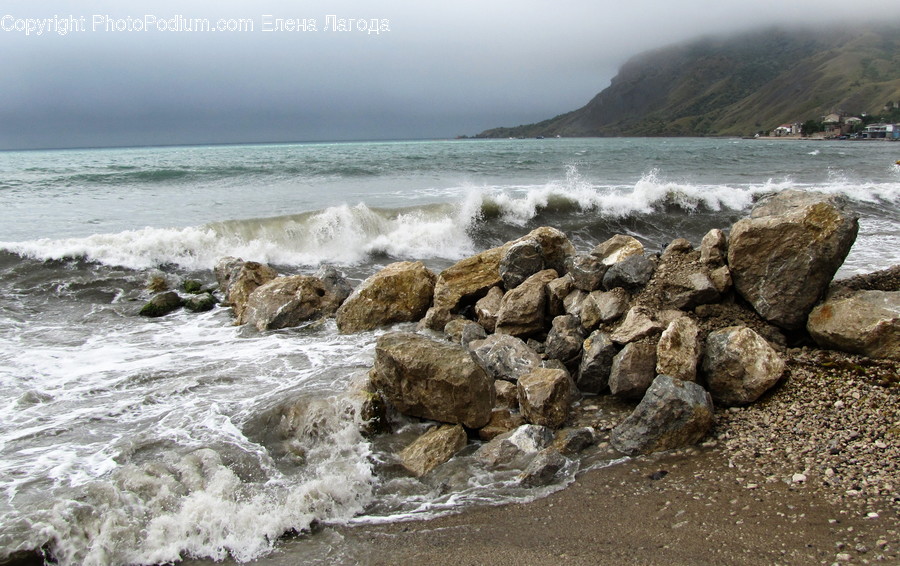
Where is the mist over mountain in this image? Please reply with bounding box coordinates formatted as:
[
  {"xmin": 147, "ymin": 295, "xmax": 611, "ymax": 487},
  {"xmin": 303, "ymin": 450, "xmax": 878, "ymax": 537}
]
[{"xmin": 477, "ymin": 24, "xmax": 900, "ymax": 138}]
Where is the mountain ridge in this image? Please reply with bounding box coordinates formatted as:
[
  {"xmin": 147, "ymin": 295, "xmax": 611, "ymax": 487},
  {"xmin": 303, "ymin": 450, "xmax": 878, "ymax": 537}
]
[{"xmin": 476, "ymin": 24, "xmax": 900, "ymax": 138}]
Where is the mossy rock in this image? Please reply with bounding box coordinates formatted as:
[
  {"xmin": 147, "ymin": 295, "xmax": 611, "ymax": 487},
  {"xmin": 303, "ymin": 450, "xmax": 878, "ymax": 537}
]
[
  {"xmin": 183, "ymin": 279, "xmax": 204, "ymax": 294},
  {"xmin": 139, "ymin": 291, "xmax": 184, "ymax": 317},
  {"xmin": 184, "ymin": 292, "xmax": 217, "ymax": 313}
]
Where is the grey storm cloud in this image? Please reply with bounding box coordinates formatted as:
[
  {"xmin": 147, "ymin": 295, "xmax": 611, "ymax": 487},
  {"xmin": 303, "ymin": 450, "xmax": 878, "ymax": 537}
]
[{"xmin": 2, "ymin": 0, "xmax": 900, "ymax": 149}]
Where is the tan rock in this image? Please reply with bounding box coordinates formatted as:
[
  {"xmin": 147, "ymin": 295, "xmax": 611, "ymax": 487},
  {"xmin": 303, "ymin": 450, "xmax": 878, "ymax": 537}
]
[
  {"xmin": 495, "ymin": 269, "xmax": 558, "ymax": 337},
  {"xmin": 478, "ymin": 409, "xmax": 526, "ymax": 441},
  {"xmin": 218, "ymin": 260, "xmax": 277, "ymax": 321},
  {"xmin": 240, "ymin": 275, "xmax": 343, "ymax": 330},
  {"xmin": 371, "ymin": 332, "xmax": 494, "ymax": 428},
  {"xmin": 517, "ymin": 368, "xmax": 573, "ymax": 428},
  {"xmin": 399, "ymin": 425, "xmax": 467, "ymax": 477},
  {"xmin": 336, "ymin": 261, "xmax": 435, "ymax": 333},
  {"xmin": 702, "ymin": 326, "xmax": 785, "ymax": 405},
  {"xmin": 474, "ymin": 286, "xmax": 504, "ymax": 333},
  {"xmin": 592, "ymin": 234, "xmax": 645, "ymax": 265},
  {"xmin": 610, "ymin": 306, "xmax": 664, "ymax": 345},
  {"xmin": 656, "ymin": 317, "xmax": 701, "ymax": 382},
  {"xmin": 808, "ymin": 290, "xmax": 900, "ymax": 360}
]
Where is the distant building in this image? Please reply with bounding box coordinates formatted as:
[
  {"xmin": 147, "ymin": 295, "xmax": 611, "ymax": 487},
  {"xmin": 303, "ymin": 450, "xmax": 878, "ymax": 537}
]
[
  {"xmin": 862, "ymin": 123, "xmax": 900, "ymax": 139},
  {"xmin": 773, "ymin": 123, "xmax": 800, "ymax": 136}
]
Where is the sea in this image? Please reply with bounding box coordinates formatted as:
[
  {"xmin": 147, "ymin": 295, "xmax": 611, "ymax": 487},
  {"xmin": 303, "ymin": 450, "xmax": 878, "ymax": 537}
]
[{"xmin": 1, "ymin": 138, "xmax": 898, "ymax": 565}]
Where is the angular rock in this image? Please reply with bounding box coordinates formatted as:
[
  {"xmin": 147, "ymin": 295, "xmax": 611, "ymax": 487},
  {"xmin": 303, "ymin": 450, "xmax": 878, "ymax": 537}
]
[
  {"xmin": 495, "ymin": 269, "xmax": 558, "ymax": 337},
  {"xmin": 371, "ymin": 332, "xmax": 494, "ymax": 428},
  {"xmin": 425, "ymin": 227, "xmax": 574, "ymax": 330},
  {"xmin": 577, "ymin": 330, "xmax": 617, "ymax": 394},
  {"xmin": 517, "ymin": 368, "xmax": 573, "ymax": 428},
  {"xmin": 518, "ymin": 448, "xmax": 569, "ymax": 487},
  {"xmin": 474, "ymin": 286, "xmax": 504, "ymax": 333},
  {"xmin": 546, "ymin": 274, "xmax": 575, "ymax": 318},
  {"xmin": 544, "ymin": 314, "xmax": 587, "ymax": 367},
  {"xmin": 610, "ymin": 375, "xmax": 715, "ymax": 456},
  {"xmin": 663, "ymin": 238, "xmax": 693, "ymax": 257},
  {"xmin": 474, "ymin": 424, "xmax": 554, "ymax": 468},
  {"xmin": 581, "ymin": 288, "xmax": 630, "ymax": 329},
  {"xmin": 702, "ymin": 326, "xmax": 785, "ymax": 406},
  {"xmin": 314, "ymin": 264, "xmax": 354, "ymax": 304},
  {"xmin": 656, "ymin": 317, "xmax": 702, "ymax": 382},
  {"xmin": 700, "ymin": 228, "xmax": 727, "ymax": 266},
  {"xmin": 477, "ymin": 409, "xmax": 526, "ymax": 441},
  {"xmin": 807, "ymin": 290, "xmax": 900, "ymax": 360},
  {"xmin": 399, "ymin": 424, "xmax": 468, "ymax": 477},
  {"xmin": 708, "ymin": 265, "xmax": 733, "ymax": 294},
  {"xmin": 592, "ymin": 235, "xmax": 645, "ymax": 265},
  {"xmin": 139, "ymin": 291, "xmax": 183, "ymax": 317},
  {"xmin": 610, "ymin": 307, "xmax": 665, "ymax": 345},
  {"xmin": 494, "ymin": 379, "xmax": 519, "ymax": 411},
  {"xmin": 552, "ymin": 427, "xmax": 595, "ymax": 455},
  {"xmin": 469, "ymin": 333, "xmax": 543, "ymax": 382},
  {"xmin": 608, "ymin": 341, "xmax": 658, "ymax": 400},
  {"xmin": 667, "ymin": 272, "xmax": 721, "ymax": 311},
  {"xmin": 527, "ymin": 226, "xmax": 576, "ymax": 275},
  {"xmin": 563, "ymin": 289, "xmax": 588, "ymax": 318},
  {"xmin": 603, "ymin": 254, "xmax": 656, "ymax": 291},
  {"xmin": 500, "ymin": 239, "xmax": 545, "ymax": 289},
  {"xmin": 336, "ymin": 261, "xmax": 435, "ymax": 333},
  {"xmin": 240, "ymin": 275, "xmax": 343, "ymax": 330},
  {"xmin": 567, "ymin": 254, "xmax": 608, "ymax": 292},
  {"xmin": 184, "ymin": 292, "xmax": 217, "ymax": 313},
  {"xmin": 727, "ymin": 190, "xmax": 859, "ymax": 329},
  {"xmin": 218, "ymin": 260, "xmax": 278, "ymax": 321}
]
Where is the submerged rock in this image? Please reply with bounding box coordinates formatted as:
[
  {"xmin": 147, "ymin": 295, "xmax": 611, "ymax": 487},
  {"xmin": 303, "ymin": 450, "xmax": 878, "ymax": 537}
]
[
  {"xmin": 727, "ymin": 190, "xmax": 858, "ymax": 330},
  {"xmin": 371, "ymin": 332, "xmax": 494, "ymax": 428},
  {"xmin": 518, "ymin": 448, "xmax": 569, "ymax": 487},
  {"xmin": 475, "ymin": 424, "xmax": 555, "ymax": 468},
  {"xmin": 184, "ymin": 292, "xmax": 217, "ymax": 313},
  {"xmin": 139, "ymin": 291, "xmax": 183, "ymax": 317},
  {"xmin": 807, "ymin": 290, "xmax": 900, "ymax": 360},
  {"xmin": 610, "ymin": 375, "xmax": 714, "ymax": 456}
]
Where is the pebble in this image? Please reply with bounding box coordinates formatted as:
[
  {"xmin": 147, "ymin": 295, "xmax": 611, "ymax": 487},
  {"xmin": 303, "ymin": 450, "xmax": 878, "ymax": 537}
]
[{"xmin": 791, "ymin": 473, "xmax": 807, "ymax": 484}]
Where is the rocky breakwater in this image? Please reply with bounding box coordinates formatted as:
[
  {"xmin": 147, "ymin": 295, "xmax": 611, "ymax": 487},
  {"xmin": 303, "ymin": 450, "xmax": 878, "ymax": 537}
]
[{"xmin": 204, "ymin": 190, "xmax": 897, "ymax": 491}]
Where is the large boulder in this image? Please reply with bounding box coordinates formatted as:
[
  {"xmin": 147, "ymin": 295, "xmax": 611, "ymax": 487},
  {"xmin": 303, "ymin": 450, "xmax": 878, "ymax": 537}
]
[
  {"xmin": 807, "ymin": 290, "xmax": 900, "ymax": 360},
  {"xmin": 500, "ymin": 239, "xmax": 544, "ymax": 289},
  {"xmin": 610, "ymin": 375, "xmax": 715, "ymax": 456},
  {"xmin": 371, "ymin": 332, "xmax": 494, "ymax": 428},
  {"xmin": 216, "ymin": 259, "xmax": 278, "ymax": 321},
  {"xmin": 240, "ymin": 275, "xmax": 344, "ymax": 330},
  {"xmin": 469, "ymin": 333, "xmax": 542, "ymax": 382},
  {"xmin": 399, "ymin": 424, "xmax": 468, "ymax": 477},
  {"xmin": 727, "ymin": 190, "xmax": 859, "ymax": 329},
  {"xmin": 576, "ymin": 330, "xmax": 617, "ymax": 394},
  {"xmin": 702, "ymin": 326, "xmax": 785, "ymax": 406},
  {"xmin": 336, "ymin": 261, "xmax": 435, "ymax": 333},
  {"xmin": 495, "ymin": 269, "xmax": 558, "ymax": 337},
  {"xmin": 656, "ymin": 317, "xmax": 702, "ymax": 382},
  {"xmin": 608, "ymin": 341, "xmax": 658, "ymax": 400},
  {"xmin": 517, "ymin": 368, "xmax": 573, "ymax": 428}
]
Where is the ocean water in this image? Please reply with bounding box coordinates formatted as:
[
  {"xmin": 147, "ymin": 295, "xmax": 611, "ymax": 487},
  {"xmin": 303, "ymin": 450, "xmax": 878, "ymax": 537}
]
[{"xmin": 0, "ymin": 138, "xmax": 898, "ymax": 565}]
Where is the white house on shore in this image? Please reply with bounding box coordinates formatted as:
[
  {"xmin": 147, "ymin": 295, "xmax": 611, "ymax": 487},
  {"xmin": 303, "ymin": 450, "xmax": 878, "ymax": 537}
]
[{"xmin": 862, "ymin": 123, "xmax": 900, "ymax": 139}]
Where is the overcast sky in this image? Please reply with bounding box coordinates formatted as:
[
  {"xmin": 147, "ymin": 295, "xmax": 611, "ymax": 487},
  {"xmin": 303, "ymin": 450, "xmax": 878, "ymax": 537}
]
[{"xmin": 2, "ymin": 0, "xmax": 900, "ymax": 149}]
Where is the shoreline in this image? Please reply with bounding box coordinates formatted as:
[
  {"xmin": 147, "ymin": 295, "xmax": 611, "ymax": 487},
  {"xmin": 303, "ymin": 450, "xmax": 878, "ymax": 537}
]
[{"xmin": 327, "ymin": 348, "xmax": 899, "ymax": 566}]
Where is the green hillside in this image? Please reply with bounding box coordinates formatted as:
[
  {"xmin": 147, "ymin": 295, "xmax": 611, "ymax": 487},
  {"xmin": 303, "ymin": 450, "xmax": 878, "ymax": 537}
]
[{"xmin": 477, "ymin": 25, "xmax": 900, "ymax": 138}]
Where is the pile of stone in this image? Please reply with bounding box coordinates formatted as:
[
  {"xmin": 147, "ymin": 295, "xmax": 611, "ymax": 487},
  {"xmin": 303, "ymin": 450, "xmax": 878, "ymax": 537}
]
[{"xmin": 209, "ymin": 190, "xmax": 898, "ymax": 485}]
